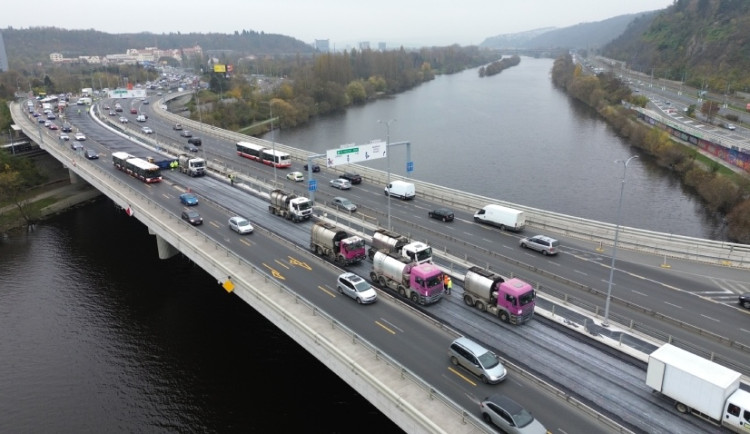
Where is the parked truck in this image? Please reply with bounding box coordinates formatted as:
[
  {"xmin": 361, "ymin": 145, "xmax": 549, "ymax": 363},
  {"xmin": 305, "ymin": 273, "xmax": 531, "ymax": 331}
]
[
  {"xmin": 310, "ymin": 222, "xmax": 366, "ymax": 265},
  {"xmin": 178, "ymin": 154, "xmax": 206, "ymax": 177},
  {"xmin": 462, "ymin": 266, "xmax": 536, "ymax": 324},
  {"xmin": 268, "ymin": 189, "xmax": 313, "ymax": 222},
  {"xmin": 473, "ymin": 204, "xmax": 525, "ymax": 232},
  {"xmin": 646, "ymin": 343, "xmax": 750, "ymax": 431},
  {"xmin": 367, "ymin": 228, "xmax": 433, "ymax": 264},
  {"xmin": 370, "ymin": 250, "xmax": 444, "ymax": 305},
  {"xmin": 146, "ymin": 156, "xmax": 179, "ymax": 170}
]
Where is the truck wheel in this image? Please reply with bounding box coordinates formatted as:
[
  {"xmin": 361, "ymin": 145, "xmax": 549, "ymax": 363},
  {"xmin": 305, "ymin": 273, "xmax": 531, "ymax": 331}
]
[
  {"xmin": 379, "ymin": 276, "xmax": 388, "ymax": 287},
  {"xmin": 675, "ymin": 402, "xmax": 689, "ymax": 413},
  {"xmin": 499, "ymin": 311, "xmax": 510, "ymax": 323},
  {"xmin": 410, "ymin": 293, "xmax": 419, "ymax": 303},
  {"xmin": 463, "ymin": 295, "xmax": 474, "ymax": 306},
  {"xmin": 337, "ymin": 255, "xmax": 345, "ymax": 264},
  {"xmin": 475, "ymin": 301, "xmax": 485, "ymax": 312},
  {"xmin": 398, "ymin": 286, "xmax": 406, "ymax": 297},
  {"xmin": 450, "ymin": 356, "xmax": 459, "ymax": 366},
  {"xmin": 370, "ymin": 272, "xmax": 379, "ymax": 283}
]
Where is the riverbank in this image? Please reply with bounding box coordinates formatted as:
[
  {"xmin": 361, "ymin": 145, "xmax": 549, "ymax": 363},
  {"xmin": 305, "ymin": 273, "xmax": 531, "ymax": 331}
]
[{"xmin": 0, "ymin": 171, "xmax": 102, "ymax": 236}]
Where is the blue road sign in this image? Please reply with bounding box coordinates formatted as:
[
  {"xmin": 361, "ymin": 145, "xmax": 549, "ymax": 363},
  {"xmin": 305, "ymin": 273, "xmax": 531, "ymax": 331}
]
[
  {"xmin": 406, "ymin": 161, "xmax": 414, "ymax": 173},
  {"xmin": 308, "ymin": 179, "xmax": 317, "ymax": 191}
]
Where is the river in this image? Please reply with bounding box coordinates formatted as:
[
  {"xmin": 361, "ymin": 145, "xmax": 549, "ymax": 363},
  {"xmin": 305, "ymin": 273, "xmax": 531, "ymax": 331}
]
[{"xmin": 269, "ymin": 56, "xmax": 725, "ymax": 241}]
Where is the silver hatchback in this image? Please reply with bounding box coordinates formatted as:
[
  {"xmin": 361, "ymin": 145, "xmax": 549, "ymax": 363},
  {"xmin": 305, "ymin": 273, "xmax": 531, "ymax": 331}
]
[
  {"xmin": 449, "ymin": 337, "xmax": 506, "ymax": 384},
  {"xmin": 337, "ymin": 272, "xmax": 377, "ymax": 304}
]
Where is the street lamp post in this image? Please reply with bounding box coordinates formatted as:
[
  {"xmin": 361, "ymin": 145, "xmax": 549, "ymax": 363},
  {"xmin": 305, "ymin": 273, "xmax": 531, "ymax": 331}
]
[
  {"xmin": 602, "ymin": 155, "xmax": 639, "ymax": 327},
  {"xmin": 270, "ymin": 102, "xmax": 277, "ymax": 186},
  {"xmin": 378, "ymin": 119, "xmax": 395, "ymax": 229}
]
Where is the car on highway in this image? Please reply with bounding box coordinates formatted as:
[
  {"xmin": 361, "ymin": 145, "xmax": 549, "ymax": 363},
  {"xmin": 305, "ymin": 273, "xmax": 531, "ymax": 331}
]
[
  {"xmin": 449, "ymin": 337, "xmax": 506, "ymax": 384},
  {"xmin": 179, "ymin": 192, "xmax": 199, "ymax": 206},
  {"xmin": 428, "ymin": 208, "xmax": 454, "ymax": 222},
  {"xmin": 48, "ymin": 123, "xmax": 58, "ymax": 130},
  {"xmin": 130, "ymin": 108, "xmax": 137, "ymax": 114},
  {"xmin": 173, "ymin": 123, "xmax": 183, "ymax": 130},
  {"xmin": 739, "ymin": 294, "xmax": 750, "ymax": 309},
  {"xmin": 187, "ymin": 137, "xmax": 202, "ymax": 146},
  {"xmin": 141, "ymin": 126, "xmax": 153, "ymax": 134},
  {"xmin": 479, "ymin": 394, "xmax": 548, "ymax": 434},
  {"xmin": 181, "ymin": 210, "xmax": 203, "ymax": 226},
  {"xmin": 44, "ymin": 120, "xmax": 51, "ymax": 127},
  {"xmin": 180, "ymin": 130, "xmax": 192, "ymax": 138},
  {"xmin": 340, "ymin": 172, "xmax": 362, "ymax": 184},
  {"xmin": 228, "ymin": 216, "xmax": 254, "ymax": 234},
  {"xmin": 331, "ymin": 196, "xmax": 357, "ymax": 212},
  {"xmin": 74, "ymin": 132, "xmax": 86, "ymax": 141},
  {"xmin": 119, "ymin": 116, "xmax": 128, "ymax": 123},
  {"xmin": 61, "ymin": 124, "xmax": 72, "ymax": 132},
  {"xmin": 519, "ymin": 235, "xmax": 559, "ymax": 256},
  {"xmin": 109, "ymin": 110, "xmax": 116, "ymax": 116},
  {"xmin": 70, "ymin": 142, "xmax": 83, "ymax": 151},
  {"xmin": 286, "ymin": 171, "xmax": 304, "ymax": 182},
  {"xmin": 329, "ymin": 178, "xmax": 351, "ymax": 190},
  {"xmin": 722, "ymin": 123, "xmax": 737, "ymax": 130},
  {"xmin": 336, "ymin": 272, "xmax": 377, "ymax": 304},
  {"xmin": 84, "ymin": 148, "xmax": 99, "ymax": 160},
  {"xmin": 183, "ymin": 144, "xmax": 199, "ymax": 153},
  {"xmin": 304, "ymin": 163, "xmax": 320, "ymax": 172},
  {"xmin": 59, "ymin": 133, "xmax": 70, "ymax": 141}
]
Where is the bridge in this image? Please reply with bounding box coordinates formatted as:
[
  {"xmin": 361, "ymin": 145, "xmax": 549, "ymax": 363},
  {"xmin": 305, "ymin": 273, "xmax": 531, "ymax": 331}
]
[{"xmin": 10, "ymin": 95, "xmax": 750, "ymax": 433}]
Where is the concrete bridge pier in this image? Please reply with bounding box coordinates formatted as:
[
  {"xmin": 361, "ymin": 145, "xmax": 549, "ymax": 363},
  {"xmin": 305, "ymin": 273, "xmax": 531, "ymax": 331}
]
[
  {"xmin": 151, "ymin": 230, "xmax": 179, "ymax": 259},
  {"xmin": 67, "ymin": 167, "xmax": 81, "ymax": 184}
]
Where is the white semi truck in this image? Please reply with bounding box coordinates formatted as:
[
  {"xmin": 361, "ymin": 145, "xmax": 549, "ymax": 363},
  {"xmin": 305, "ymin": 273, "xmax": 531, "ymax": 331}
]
[
  {"xmin": 178, "ymin": 154, "xmax": 206, "ymax": 177},
  {"xmin": 367, "ymin": 228, "xmax": 432, "ymax": 264},
  {"xmin": 646, "ymin": 343, "xmax": 750, "ymax": 431},
  {"xmin": 268, "ymin": 189, "xmax": 313, "ymax": 222}
]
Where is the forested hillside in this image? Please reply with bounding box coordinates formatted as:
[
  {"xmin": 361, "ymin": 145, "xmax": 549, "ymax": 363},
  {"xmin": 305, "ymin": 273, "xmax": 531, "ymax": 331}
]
[
  {"xmin": 1, "ymin": 27, "xmax": 314, "ymax": 69},
  {"xmin": 603, "ymin": 0, "xmax": 750, "ymax": 92}
]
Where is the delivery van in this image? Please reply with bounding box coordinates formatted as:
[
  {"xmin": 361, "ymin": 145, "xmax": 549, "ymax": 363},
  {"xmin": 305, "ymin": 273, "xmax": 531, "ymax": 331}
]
[
  {"xmin": 474, "ymin": 204, "xmax": 525, "ymax": 232},
  {"xmin": 384, "ymin": 180, "xmax": 415, "ymax": 200}
]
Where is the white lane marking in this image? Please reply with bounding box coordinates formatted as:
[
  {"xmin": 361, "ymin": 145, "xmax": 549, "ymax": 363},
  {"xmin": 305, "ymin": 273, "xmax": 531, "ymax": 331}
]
[
  {"xmin": 700, "ymin": 314, "xmax": 720, "ymax": 322},
  {"xmin": 664, "ymin": 302, "xmax": 682, "ymax": 309},
  {"xmin": 631, "ymin": 290, "xmax": 648, "ymax": 297}
]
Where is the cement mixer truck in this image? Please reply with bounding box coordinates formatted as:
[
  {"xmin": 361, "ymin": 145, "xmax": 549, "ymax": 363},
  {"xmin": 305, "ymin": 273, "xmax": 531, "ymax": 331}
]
[
  {"xmin": 367, "ymin": 228, "xmax": 432, "ymax": 264},
  {"xmin": 462, "ymin": 266, "xmax": 536, "ymax": 324},
  {"xmin": 370, "ymin": 250, "xmax": 444, "ymax": 305},
  {"xmin": 310, "ymin": 222, "xmax": 366, "ymax": 265},
  {"xmin": 178, "ymin": 154, "xmax": 206, "ymax": 177},
  {"xmin": 268, "ymin": 189, "xmax": 313, "ymax": 222}
]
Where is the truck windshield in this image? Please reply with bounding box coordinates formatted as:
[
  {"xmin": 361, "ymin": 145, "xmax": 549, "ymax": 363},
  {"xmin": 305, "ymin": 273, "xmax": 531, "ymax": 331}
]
[
  {"xmin": 518, "ymin": 290, "xmax": 535, "ymax": 307},
  {"xmin": 346, "ymin": 239, "xmax": 365, "ymax": 250},
  {"xmin": 425, "ymin": 274, "xmax": 443, "ymax": 288},
  {"xmin": 297, "ymin": 201, "xmax": 312, "ymax": 211},
  {"xmin": 415, "ymin": 247, "xmax": 432, "ymax": 262}
]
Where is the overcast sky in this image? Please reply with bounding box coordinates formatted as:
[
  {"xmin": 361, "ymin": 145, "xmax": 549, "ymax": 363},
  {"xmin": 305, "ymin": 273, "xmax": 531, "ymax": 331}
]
[{"xmin": 2, "ymin": 0, "xmax": 675, "ymax": 47}]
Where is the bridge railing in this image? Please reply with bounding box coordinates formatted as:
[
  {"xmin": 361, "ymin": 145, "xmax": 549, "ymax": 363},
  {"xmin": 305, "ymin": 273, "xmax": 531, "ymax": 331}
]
[{"xmin": 150, "ymin": 93, "xmax": 750, "ymax": 269}]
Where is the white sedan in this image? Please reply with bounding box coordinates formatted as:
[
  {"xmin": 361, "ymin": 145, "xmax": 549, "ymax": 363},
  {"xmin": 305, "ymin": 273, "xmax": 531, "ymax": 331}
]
[
  {"xmin": 228, "ymin": 216, "xmax": 254, "ymax": 234},
  {"xmin": 74, "ymin": 132, "xmax": 86, "ymax": 141},
  {"xmin": 286, "ymin": 171, "xmax": 304, "ymax": 182}
]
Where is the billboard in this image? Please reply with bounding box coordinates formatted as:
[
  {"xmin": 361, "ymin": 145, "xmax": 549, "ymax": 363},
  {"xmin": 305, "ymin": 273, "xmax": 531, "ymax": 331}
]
[
  {"xmin": 213, "ymin": 64, "xmax": 227, "ymax": 73},
  {"xmin": 326, "ymin": 141, "xmax": 386, "ymax": 167},
  {"xmin": 108, "ymin": 88, "xmax": 147, "ymax": 99}
]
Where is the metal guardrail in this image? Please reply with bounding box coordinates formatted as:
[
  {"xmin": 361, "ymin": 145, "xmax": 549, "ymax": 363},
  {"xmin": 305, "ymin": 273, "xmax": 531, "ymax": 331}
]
[{"xmin": 152, "ymin": 92, "xmax": 750, "ymax": 269}]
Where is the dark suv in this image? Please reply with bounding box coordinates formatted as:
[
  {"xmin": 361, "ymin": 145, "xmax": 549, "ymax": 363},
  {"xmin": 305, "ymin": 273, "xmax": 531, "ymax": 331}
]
[
  {"xmin": 340, "ymin": 172, "xmax": 362, "ymax": 184},
  {"xmin": 187, "ymin": 137, "xmax": 202, "ymax": 146}
]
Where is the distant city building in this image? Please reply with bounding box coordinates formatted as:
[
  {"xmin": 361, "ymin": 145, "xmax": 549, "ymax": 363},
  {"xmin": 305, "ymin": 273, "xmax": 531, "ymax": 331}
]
[
  {"xmin": 358, "ymin": 41, "xmax": 371, "ymax": 50},
  {"xmin": 314, "ymin": 39, "xmax": 330, "ymax": 52},
  {"xmin": 378, "ymin": 42, "xmax": 386, "ymax": 51},
  {"xmin": 48, "ymin": 45, "xmax": 202, "ymax": 66},
  {"xmin": 0, "ymin": 31, "xmax": 8, "ymax": 72}
]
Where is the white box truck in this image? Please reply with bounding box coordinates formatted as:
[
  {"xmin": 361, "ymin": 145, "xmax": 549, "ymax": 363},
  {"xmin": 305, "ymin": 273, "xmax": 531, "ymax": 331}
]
[
  {"xmin": 646, "ymin": 343, "xmax": 750, "ymax": 431},
  {"xmin": 473, "ymin": 204, "xmax": 525, "ymax": 232},
  {"xmin": 384, "ymin": 180, "xmax": 415, "ymax": 200}
]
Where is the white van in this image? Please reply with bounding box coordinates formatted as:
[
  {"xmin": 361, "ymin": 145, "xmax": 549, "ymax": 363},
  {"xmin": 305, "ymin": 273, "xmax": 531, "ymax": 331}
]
[
  {"xmin": 474, "ymin": 204, "xmax": 525, "ymax": 232},
  {"xmin": 384, "ymin": 180, "xmax": 415, "ymax": 200}
]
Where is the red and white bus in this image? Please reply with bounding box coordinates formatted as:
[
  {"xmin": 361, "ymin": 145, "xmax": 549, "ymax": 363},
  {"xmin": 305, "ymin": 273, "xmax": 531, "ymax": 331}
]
[
  {"xmin": 236, "ymin": 141, "xmax": 291, "ymax": 168},
  {"xmin": 112, "ymin": 151, "xmax": 162, "ymax": 183}
]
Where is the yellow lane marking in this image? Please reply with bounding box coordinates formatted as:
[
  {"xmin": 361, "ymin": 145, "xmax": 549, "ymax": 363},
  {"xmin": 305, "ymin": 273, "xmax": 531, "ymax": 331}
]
[
  {"xmin": 319, "ymin": 285, "xmax": 336, "ymax": 297},
  {"xmin": 448, "ymin": 366, "xmax": 478, "ymax": 386},
  {"xmin": 290, "ymin": 256, "xmax": 312, "ymax": 270},
  {"xmin": 375, "ymin": 321, "xmax": 396, "ymax": 335},
  {"xmin": 240, "ymin": 238, "xmax": 253, "ymax": 247},
  {"xmin": 263, "ymin": 263, "xmax": 285, "ymax": 280}
]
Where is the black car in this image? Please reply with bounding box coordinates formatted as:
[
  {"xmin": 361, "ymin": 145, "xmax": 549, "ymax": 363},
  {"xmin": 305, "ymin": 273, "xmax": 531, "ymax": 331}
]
[
  {"xmin": 304, "ymin": 163, "xmax": 320, "ymax": 172},
  {"xmin": 187, "ymin": 137, "xmax": 202, "ymax": 146},
  {"xmin": 740, "ymin": 294, "xmax": 750, "ymax": 309},
  {"xmin": 340, "ymin": 172, "xmax": 362, "ymax": 184},
  {"xmin": 184, "ymin": 144, "xmax": 199, "ymax": 153},
  {"xmin": 181, "ymin": 210, "xmax": 203, "ymax": 226},
  {"xmin": 428, "ymin": 208, "xmax": 454, "ymax": 222},
  {"xmin": 61, "ymin": 124, "xmax": 72, "ymax": 132},
  {"xmin": 84, "ymin": 149, "xmax": 99, "ymax": 160}
]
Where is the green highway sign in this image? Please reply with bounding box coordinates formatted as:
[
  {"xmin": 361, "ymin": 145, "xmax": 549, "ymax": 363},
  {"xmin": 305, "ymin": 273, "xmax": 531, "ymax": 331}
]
[{"xmin": 336, "ymin": 147, "xmax": 359, "ymax": 155}]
